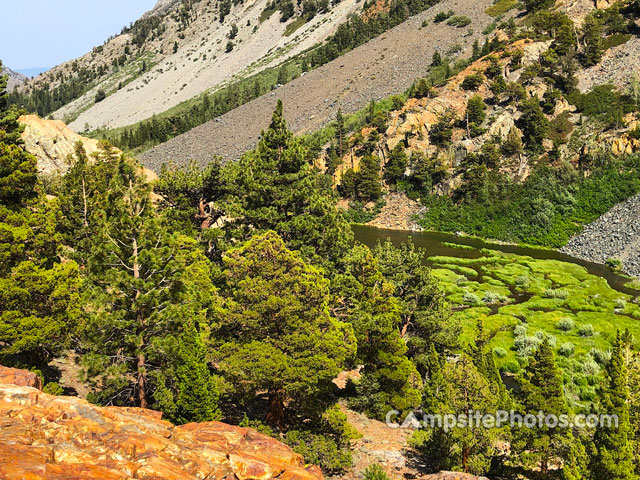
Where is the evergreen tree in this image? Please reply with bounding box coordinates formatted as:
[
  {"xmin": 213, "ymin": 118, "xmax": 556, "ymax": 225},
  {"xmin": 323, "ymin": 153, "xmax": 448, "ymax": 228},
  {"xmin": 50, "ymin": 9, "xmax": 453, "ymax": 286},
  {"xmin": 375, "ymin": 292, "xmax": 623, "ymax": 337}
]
[
  {"xmin": 225, "ymin": 101, "xmax": 353, "ymax": 265},
  {"xmin": 383, "ymin": 143, "xmax": 408, "ymax": 185},
  {"xmin": 514, "ymin": 338, "xmax": 572, "ymax": 475},
  {"xmin": 333, "ymin": 244, "xmax": 422, "ymax": 419},
  {"xmin": 173, "ymin": 319, "xmax": 221, "ymax": 424},
  {"xmin": 80, "ymin": 153, "xmax": 218, "ymax": 413},
  {"xmin": 591, "ymin": 332, "xmax": 635, "ymax": 480},
  {"xmin": 335, "ymin": 108, "xmax": 346, "ymax": 158},
  {"xmin": 0, "ymin": 68, "xmax": 80, "ymax": 368},
  {"xmin": 357, "ymin": 154, "xmax": 383, "ymax": 201},
  {"xmin": 213, "ymin": 231, "xmax": 357, "ymax": 428},
  {"xmin": 277, "ymin": 64, "xmax": 288, "ymax": 85},
  {"xmin": 465, "ymin": 95, "xmax": 486, "ymax": 137},
  {"xmin": 373, "ymin": 238, "xmax": 457, "ymax": 373},
  {"xmin": 412, "ymin": 354, "xmax": 504, "ymax": 475},
  {"xmin": 518, "ymin": 96, "xmax": 549, "ymax": 151},
  {"xmin": 582, "ymin": 13, "xmax": 604, "ymax": 67}
]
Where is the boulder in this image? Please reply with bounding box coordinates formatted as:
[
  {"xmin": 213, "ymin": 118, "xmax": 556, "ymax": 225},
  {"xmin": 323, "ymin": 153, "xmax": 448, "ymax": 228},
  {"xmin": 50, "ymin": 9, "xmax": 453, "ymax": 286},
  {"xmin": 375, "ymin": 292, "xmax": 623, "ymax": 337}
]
[{"xmin": 0, "ymin": 366, "xmax": 323, "ymax": 480}]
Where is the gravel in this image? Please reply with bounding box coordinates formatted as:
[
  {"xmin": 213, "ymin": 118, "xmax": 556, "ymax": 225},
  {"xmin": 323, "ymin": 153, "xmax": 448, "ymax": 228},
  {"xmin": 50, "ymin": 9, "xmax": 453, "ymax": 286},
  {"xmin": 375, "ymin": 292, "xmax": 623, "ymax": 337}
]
[
  {"xmin": 139, "ymin": 0, "xmax": 495, "ymax": 170},
  {"xmin": 561, "ymin": 194, "xmax": 640, "ymax": 278}
]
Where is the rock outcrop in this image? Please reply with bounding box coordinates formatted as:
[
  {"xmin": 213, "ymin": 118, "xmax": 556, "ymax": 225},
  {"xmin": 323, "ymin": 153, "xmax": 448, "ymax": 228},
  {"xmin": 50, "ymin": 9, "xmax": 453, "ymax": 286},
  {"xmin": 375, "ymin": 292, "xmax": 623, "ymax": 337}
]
[
  {"xmin": 0, "ymin": 365, "xmax": 42, "ymax": 390},
  {"xmin": 19, "ymin": 114, "xmax": 115, "ymax": 175},
  {"xmin": 0, "ymin": 366, "xmax": 322, "ymax": 480},
  {"xmin": 19, "ymin": 115, "xmax": 158, "ymax": 183}
]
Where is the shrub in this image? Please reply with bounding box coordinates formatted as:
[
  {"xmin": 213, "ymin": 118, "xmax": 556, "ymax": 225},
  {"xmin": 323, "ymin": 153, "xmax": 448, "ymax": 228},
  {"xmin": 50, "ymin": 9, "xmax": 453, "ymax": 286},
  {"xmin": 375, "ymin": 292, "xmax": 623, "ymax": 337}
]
[
  {"xmin": 589, "ymin": 348, "xmax": 611, "ymax": 365},
  {"xmin": 514, "ymin": 324, "xmax": 527, "ymax": 337},
  {"xmin": 579, "ymin": 385, "xmax": 597, "ymax": 402},
  {"xmin": 462, "ymin": 292, "xmax": 482, "ymax": 305},
  {"xmin": 461, "ymin": 72, "xmax": 484, "ymax": 90},
  {"xmin": 95, "ymin": 89, "xmax": 106, "ymax": 103},
  {"xmin": 493, "ymin": 347, "xmax": 508, "ymax": 358},
  {"xmin": 285, "ymin": 431, "xmax": 352, "ymax": 474},
  {"xmin": 501, "ymin": 359, "xmax": 521, "ymax": 373},
  {"xmin": 582, "ymin": 359, "xmax": 600, "ymax": 376},
  {"xmin": 43, "ymin": 382, "xmax": 64, "ymax": 396},
  {"xmin": 482, "ymin": 290, "xmax": 507, "ymax": 304},
  {"xmin": 577, "ymin": 324, "xmax": 595, "ymax": 337},
  {"xmin": 363, "ymin": 465, "xmax": 391, "ymax": 480},
  {"xmin": 558, "ymin": 342, "xmax": 575, "ymax": 357},
  {"xmin": 515, "ymin": 275, "xmax": 530, "ymax": 288},
  {"xmin": 544, "ymin": 288, "xmax": 569, "ymax": 299},
  {"xmin": 556, "ymin": 317, "xmax": 574, "ymax": 332},
  {"xmin": 434, "ymin": 10, "xmax": 454, "ymax": 23},
  {"xmin": 615, "ymin": 298, "xmax": 627, "ymax": 310},
  {"xmin": 447, "ymin": 15, "xmax": 472, "ymax": 28}
]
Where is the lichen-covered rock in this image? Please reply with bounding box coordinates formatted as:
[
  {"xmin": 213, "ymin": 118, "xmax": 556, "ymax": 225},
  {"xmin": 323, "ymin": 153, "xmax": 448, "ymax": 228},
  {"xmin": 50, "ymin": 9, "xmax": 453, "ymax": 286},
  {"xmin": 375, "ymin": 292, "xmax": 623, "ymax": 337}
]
[{"xmin": 0, "ymin": 366, "xmax": 322, "ymax": 480}]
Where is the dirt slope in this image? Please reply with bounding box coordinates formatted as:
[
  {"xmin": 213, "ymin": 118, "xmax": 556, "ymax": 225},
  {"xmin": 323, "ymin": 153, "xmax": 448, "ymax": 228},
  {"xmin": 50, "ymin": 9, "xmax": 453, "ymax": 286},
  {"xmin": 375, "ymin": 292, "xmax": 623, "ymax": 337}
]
[
  {"xmin": 139, "ymin": 0, "xmax": 495, "ymax": 170},
  {"xmin": 56, "ymin": 0, "xmax": 361, "ymax": 131}
]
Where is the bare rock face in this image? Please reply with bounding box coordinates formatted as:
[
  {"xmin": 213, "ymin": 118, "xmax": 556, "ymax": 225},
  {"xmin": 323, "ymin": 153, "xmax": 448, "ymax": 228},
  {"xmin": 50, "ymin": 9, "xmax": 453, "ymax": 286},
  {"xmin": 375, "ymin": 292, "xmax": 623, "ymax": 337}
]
[
  {"xmin": 1, "ymin": 63, "xmax": 27, "ymax": 91},
  {"xmin": 0, "ymin": 366, "xmax": 322, "ymax": 480},
  {"xmin": 19, "ymin": 114, "xmax": 158, "ymax": 183},
  {"xmin": 19, "ymin": 114, "xmax": 113, "ymax": 175}
]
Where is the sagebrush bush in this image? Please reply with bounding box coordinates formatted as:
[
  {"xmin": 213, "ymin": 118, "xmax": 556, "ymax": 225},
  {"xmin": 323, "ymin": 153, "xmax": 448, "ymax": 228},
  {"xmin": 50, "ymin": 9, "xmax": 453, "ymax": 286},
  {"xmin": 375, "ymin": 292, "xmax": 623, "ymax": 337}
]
[{"xmin": 556, "ymin": 317, "xmax": 574, "ymax": 331}]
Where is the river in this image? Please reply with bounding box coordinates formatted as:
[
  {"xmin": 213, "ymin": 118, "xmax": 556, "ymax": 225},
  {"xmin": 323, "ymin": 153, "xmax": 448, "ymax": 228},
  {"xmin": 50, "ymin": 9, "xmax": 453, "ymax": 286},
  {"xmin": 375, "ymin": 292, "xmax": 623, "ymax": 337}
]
[{"xmin": 352, "ymin": 225, "xmax": 640, "ymax": 296}]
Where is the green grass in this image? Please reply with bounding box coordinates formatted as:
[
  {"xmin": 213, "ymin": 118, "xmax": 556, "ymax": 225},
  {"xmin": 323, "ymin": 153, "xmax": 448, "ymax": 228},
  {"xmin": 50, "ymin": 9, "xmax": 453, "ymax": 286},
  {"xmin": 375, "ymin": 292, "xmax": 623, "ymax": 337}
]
[
  {"xmin": 284, "ymin": 17, "xmax": 307, "ymax": 36},
  {"xmin": 432, "ymin": 247, "xmax": 640, "ymax": 409},
  {"xmin": 625, "ymin": 278, "xmax": 640, "ymax": 290},
  {"xmin": 485, "ymin": 0, "xmax": 518, "ymax": 17},
  {"xmin": 259, "ymin": 7, "xmax": 277, "ymax": 22}
]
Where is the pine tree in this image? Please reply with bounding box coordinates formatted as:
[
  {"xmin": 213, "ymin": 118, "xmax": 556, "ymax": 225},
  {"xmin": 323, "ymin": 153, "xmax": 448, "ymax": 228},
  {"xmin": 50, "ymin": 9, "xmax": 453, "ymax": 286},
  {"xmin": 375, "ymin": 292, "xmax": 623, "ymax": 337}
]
[
  {"xmin": 335, "ymin": 108, "xmax": 345, "ymax": 158},
  {"xmin": 357, "ymin": 154, "xmax": 382, "ymax": 201},
  {"xmin": 591, "ymin": 332, "xmax": 635, "ymax": 480},
  {"xmin": 277, "ymin": 65, "xmax": 288, "ymax": 85},
  {"xmin": 383, "ymin": 143, "xmax": 408, "ymax": 185},
  {"xmin": 582, "ymin": 14, "xmax": 604, "ymax": 67},
  {"xmin": 515, "ymin": 338, "xmax": 572, "ymax": 475},
  {"xmin": 0, "ymin": 69, "xmax": 80, "ymax": 368},
  {"xmin": 213, "ymin": 231, "xmax": 357, "ymax": 428},
  {"xmin": 225, "ymin": 101, "xmax": 353, "ymax": 265},
  {"xmin": 373, "ymin": 238, "xmax": 457, "ymax": 373},
  {"xmin": 333, "ymin": 244, "xmax": 422, "ymax": 419},
  {"xmin": 80, "ymin": 152, "xmax": 218, "ymax": 413},
  {"xmin": 412, "ymin": 355, "xmax": 504, "ymax": 475},
  {"xmin": 173, "ymin": 319, "xmax": 221, "ymax": 425},
  {"xmin": 518, "ymin": 96, "xmax": 549, "ymax": 151}
]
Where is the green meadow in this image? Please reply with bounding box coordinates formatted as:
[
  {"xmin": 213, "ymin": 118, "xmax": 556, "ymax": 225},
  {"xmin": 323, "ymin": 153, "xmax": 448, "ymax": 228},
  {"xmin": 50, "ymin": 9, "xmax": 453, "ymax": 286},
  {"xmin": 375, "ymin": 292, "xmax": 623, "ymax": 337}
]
[{"xmin": 431, "ymin": 247, "xmax": 640, "ymax": 409}]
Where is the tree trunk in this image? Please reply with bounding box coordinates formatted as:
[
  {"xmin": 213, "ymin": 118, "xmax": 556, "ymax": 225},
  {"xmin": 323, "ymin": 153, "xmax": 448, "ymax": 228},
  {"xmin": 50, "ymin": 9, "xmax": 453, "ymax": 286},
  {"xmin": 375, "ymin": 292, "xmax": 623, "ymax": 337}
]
[
  {"xmin": 462, "ymin": 445, "xmax": 470, "ymax": 473},
  {"xmin": 137, "ymin": 350, "xmax": 148, "ymax": 409},
  {"xmin": 265, "ymin": 389, "xmax": 285, "ymax": 431}
]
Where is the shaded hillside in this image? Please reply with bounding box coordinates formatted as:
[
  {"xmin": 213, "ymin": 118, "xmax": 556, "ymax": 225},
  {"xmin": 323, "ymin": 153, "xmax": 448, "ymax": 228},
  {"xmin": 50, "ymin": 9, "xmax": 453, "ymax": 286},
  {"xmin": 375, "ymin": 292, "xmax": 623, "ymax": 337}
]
[{"xmin": 139, "ymin": 0, "xmax": 495, "ymax": 170}]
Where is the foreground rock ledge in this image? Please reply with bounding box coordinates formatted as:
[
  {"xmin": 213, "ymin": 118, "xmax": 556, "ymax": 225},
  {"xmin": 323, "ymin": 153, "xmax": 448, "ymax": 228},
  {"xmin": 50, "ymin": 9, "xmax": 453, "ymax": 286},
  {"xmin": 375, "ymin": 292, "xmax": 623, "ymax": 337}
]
[{"xmin": 0, "ymin": 366, "xmax": 321, "ymax": 480}]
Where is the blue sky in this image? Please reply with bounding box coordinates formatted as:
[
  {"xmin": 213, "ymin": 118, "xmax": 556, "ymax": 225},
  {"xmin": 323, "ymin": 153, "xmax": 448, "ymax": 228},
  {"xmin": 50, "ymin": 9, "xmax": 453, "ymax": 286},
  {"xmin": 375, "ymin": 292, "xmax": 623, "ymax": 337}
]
[{"xmin": 1, "ymin": 0, "xmax": 158, "ymax": 71}]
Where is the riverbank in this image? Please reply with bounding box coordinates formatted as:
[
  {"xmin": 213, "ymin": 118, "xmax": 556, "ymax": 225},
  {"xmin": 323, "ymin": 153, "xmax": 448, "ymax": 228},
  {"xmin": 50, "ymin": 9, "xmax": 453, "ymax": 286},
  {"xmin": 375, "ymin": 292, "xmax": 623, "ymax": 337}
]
[{"xmin": 561, "ymin": 193, "xmax": 640, "ymax": 279}]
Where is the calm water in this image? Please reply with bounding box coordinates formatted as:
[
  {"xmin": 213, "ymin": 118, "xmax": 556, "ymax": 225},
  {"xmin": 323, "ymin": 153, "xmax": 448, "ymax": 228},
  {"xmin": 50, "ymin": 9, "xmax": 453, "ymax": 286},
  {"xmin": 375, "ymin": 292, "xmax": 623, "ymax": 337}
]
[{"xmin": 352, "ymin": 225, "xmax": 640, "ymax": 296}]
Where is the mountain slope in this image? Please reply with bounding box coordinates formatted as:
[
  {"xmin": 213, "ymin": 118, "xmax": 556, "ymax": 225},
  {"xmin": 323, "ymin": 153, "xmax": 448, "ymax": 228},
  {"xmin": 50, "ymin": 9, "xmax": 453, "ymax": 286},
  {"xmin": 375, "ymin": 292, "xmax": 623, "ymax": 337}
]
[
  {"xmin": 139, "ymin": 0, "xmax": 495, "ymax": 169},
  {"xmin": 15, "ymin": 0, "xmax": 361, "ymax": 131},
  {"xmin": 1, "ymin": 63, "xmax": 27, "ymax": 91}
]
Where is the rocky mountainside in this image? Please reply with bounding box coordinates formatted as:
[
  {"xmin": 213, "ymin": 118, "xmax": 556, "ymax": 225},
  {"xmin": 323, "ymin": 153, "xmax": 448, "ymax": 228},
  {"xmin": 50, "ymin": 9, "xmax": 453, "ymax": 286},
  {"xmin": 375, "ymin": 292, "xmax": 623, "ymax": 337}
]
[
  {"xmin": 17, "ymin": 0, "xmax": 361, "ymax": 131},
  {"xmin": 139, "ymin": 0, "xmax": 495, "ymax": 169},
  {"xmin": 562, "ymin": 193, "xmax": 640, "ymax": 277},
  {"xmin": 1, "ymin": 62, "xmax": 27, "ymax": 91},
  {"xmin": 0, "ymin": 365, "xmax": 322, "ymax": 480}
]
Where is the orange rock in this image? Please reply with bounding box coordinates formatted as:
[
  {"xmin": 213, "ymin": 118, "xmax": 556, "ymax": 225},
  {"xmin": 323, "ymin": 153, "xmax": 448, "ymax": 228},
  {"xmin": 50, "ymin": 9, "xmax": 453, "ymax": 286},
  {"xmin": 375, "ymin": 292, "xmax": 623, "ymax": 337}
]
[
  {"xmin": 0, "ymin": 365, "xmax": 42, "ymax": 389},
  {"xmin": 0, "ymin": 365, "xmax": 324, "ymax": 480}
]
